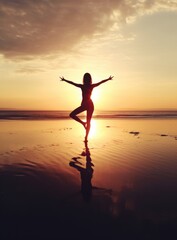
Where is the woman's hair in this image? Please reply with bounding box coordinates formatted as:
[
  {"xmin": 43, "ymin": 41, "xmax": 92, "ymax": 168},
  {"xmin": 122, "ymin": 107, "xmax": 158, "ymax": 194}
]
[{"xmin": 83, "ymin": 73, "xmax": 92, "ymax": 85}]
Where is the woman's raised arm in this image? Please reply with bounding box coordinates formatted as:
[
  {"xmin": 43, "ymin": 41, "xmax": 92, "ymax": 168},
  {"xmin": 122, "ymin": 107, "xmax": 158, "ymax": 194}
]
[
  {"xmin": 60, "ymin": 76, "xmax": 82, "ymax": 88},
  {"xmin": 92, "ymin": 75, "xmax": 114, "ymax": 88}
]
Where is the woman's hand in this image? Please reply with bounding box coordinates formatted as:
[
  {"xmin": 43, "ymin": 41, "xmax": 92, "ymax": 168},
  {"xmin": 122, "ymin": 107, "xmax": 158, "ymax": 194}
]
[
  {"xmin": 60, "ymin": 76, "xmax": 65, "ymax": 81},
  {"xmin": 108, "ymin": 75, "xmax": 114, "ymax": 80}
]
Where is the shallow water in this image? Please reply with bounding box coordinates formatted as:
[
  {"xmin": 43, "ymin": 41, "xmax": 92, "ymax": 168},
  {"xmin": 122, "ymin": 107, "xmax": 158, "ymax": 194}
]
[{"xmin": 0, "ymin": 118, "xmax": 177, "ymax": 239}]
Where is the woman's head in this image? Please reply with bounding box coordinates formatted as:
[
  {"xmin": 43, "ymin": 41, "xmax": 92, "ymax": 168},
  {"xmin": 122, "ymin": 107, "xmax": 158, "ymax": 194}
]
[{"xmin": 83, "ymin": 73, "xmax": 92, "ymax": 85}]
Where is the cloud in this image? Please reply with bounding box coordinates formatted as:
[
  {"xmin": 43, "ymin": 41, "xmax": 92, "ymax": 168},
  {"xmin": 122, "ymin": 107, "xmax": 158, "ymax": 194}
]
[
  {"xmin": 0, "ymin": 0, "xmax": 176, "ymax": 59},
  {"xmin": 15, "ymin": 66, "xmax": 45, "ymax": 73}
]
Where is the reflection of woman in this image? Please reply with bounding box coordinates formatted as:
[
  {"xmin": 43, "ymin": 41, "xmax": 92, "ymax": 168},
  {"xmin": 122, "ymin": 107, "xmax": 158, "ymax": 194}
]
[
  {"xmin": 69, "ymin": 142, "xmax": 94, "ymax": 201},
  {"xmin": 60, "ymin": 73, "xmax": 113, "ymax": 141}
]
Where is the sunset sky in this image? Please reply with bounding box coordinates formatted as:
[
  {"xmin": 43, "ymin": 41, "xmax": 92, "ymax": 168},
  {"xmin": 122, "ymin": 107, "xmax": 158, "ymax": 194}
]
[{"xmin": 1, "ymin": 0, "xmax": 177, "ymax": 110}]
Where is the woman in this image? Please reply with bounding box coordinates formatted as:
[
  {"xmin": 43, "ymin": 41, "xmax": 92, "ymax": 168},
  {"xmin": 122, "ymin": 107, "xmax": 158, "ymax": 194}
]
[{"xmin": 60, "ymin": 73, "xmax": 113, "ymax": 141}]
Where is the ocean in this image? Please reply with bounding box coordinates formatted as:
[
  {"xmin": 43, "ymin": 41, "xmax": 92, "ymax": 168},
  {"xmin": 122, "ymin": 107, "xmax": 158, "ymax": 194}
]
[
  {"xmin": 0, "ymin": 110, "xmax": 177, "ymax": 120},
  {"xmin": 1, "ymin": 109, "xmax": 177, "ymax": 239}
]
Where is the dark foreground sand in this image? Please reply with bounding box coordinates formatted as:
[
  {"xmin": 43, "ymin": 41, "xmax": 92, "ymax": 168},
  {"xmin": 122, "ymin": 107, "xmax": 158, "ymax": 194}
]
[{"xmin": 0, "ymin": 118, "xmax": 177, "ymax": 239}]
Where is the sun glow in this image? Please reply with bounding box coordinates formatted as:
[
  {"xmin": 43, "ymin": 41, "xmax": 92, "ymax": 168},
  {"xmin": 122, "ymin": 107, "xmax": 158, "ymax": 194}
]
[
  {"xmin": 91, "ymin": 88, "xmax": 100, "ymax": 103},
  {"xmin": 89, "ymin": 119, "xmax": 97, "ymax": 139}
]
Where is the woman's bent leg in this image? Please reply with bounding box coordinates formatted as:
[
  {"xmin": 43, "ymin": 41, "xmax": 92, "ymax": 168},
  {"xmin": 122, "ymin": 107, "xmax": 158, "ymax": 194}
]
[{"xmin": 70, "ymin": 106, "xmax": 86, "ymax": 128}]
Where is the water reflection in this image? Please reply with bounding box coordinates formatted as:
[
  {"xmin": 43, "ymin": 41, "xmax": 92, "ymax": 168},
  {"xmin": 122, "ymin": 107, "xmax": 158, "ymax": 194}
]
[{"xmin": 69, "ymin": 141, "xmax": 94, "ymax": 201}]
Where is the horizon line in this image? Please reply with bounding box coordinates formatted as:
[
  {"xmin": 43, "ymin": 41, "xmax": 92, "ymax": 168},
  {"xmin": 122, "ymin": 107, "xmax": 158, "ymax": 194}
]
[{"xmin": 1, "ymin": 108, "xmax": 177, "ymax": 112}]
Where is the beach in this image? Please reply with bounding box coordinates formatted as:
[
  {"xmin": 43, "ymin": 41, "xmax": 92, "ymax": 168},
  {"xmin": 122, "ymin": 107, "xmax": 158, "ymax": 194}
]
[{"xmin": 1, "ymin": 116, "xmax": 177, "ymax": 239}]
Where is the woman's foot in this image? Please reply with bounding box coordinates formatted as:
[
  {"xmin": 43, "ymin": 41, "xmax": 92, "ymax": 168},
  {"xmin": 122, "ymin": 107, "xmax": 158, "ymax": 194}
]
[
  {"xmin": 84, "ymin": 137, "xmax": 88, "ymax": 143},
  {"xmin": 82, "ymin": 121, "xmax": 87, "ymax": 129}
]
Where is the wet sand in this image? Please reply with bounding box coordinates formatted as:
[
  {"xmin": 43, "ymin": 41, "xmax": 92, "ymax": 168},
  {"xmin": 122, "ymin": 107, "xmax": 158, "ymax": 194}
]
[{"xmin": 0, "ymin": 118, "xmax": 177, "ymax": 239}]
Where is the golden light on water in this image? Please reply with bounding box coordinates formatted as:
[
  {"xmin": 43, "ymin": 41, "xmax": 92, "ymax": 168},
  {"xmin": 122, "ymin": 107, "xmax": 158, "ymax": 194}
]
[{"xmin": 89, "ymin": 119, "xmax": 97, "ymax": 139}]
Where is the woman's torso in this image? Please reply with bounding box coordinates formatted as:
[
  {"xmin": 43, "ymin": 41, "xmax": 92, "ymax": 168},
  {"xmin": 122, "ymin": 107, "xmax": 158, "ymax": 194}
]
[{"xmin": 81, "ymin": 84, "xmax": 94, "ymax": 106}]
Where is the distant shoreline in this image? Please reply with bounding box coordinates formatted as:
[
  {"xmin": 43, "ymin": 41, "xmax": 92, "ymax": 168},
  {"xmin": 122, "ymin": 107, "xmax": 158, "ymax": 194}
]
[{"xmin": 1, "ymin": 110, "xmax": 177, "ymax": 120}]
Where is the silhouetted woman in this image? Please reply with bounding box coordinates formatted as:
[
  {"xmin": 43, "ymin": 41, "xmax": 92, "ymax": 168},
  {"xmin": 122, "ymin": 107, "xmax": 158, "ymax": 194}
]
[{"xmin": 60, "ymin": 73, "xmax": 113, "ymax": 141}]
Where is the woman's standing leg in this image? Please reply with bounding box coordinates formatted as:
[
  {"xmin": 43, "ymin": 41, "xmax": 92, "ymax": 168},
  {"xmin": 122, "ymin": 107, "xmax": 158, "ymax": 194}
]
[{"xmin": 85, "ymin": 102, "xmax": 94, "ymax": 141}]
